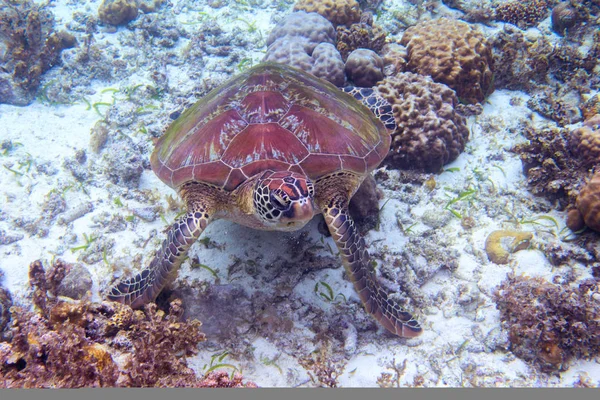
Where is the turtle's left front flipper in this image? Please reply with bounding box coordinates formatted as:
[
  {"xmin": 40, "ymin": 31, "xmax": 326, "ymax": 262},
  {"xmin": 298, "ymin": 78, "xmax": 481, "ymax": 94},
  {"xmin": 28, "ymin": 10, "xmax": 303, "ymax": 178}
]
[
  {"xmin": 317, "ymin": 183, "xmax": 422, "ymax": 338},
  {"xmin": 107, "ymin": 200, "xmax": 214, "ymax": 308}
]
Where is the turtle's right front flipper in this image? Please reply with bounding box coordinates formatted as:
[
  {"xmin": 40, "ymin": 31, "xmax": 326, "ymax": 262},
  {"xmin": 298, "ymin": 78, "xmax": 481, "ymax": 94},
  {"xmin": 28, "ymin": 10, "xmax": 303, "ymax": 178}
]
[{"xmin": 107, "ymin": 204, "xmax": 213, "ymax": 308}]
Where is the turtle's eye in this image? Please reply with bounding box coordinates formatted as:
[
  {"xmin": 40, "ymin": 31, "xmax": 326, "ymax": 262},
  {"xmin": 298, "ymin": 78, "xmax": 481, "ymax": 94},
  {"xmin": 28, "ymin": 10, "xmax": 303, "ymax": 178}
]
[{"xmin": 270, "ymin": 190, "xmax": 290, "ymax": 210}]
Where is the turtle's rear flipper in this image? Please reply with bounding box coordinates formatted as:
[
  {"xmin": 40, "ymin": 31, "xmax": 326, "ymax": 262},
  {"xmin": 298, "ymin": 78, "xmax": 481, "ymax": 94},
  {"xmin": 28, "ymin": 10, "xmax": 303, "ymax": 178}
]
[
  {"xmin": 318, "ymin": 189, "xmax": 422, "ymax": 338},
  {"xmin": 107, "ymin": 207, "xmax": 212, "ymax": 308}
]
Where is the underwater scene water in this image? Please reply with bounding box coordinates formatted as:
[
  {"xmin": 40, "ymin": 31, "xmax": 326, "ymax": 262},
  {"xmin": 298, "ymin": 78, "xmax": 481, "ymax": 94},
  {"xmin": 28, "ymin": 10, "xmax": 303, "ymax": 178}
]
[{"xmin": 0, "ymin": 0, "xmax": 599, "ymax": 388}]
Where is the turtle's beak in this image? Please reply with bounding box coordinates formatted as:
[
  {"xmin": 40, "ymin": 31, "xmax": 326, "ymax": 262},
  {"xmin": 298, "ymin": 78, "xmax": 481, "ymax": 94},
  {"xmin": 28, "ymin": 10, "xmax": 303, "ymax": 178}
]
[{"xmin": 282, "ymin": 197, "xmax": 315, "ymax": 228}]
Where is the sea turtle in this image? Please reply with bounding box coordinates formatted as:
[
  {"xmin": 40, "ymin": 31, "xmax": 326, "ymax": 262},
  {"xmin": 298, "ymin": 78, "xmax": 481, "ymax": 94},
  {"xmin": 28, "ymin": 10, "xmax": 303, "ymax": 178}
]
[{"xmin": 107, "ymin": 63, "xmax": 422, "ymax": 338}]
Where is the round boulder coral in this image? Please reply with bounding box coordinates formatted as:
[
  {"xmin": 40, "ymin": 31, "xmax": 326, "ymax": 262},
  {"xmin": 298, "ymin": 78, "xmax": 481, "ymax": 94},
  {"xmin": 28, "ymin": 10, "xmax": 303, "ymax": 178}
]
[
  {"xmin": 293, "ymin": 0, "xmax": 361, "ymax": 27},
  {"xmin": 98, "ymin": 0, "xmax": 139, "ymax": 26},
  {"xmin": 266, "ymin": 11, "xmax": 336, "ymax": 51},
  {"xmin": 569, "ymin": 114, "xmax": 600, "ymax": 168},
  {"xmin": 344, "ymin": 49, "xmax": 384, "ymax": 87},
  {"xmin": 264, "ymin": 12, "xmax": 345, "ymax": 86},
  {"xmin": 375, "ymin": 72, "xmax": 469, "ymax": 172},
  {"xmin": 400, "ymin": 18, "xmax": 494, "ymax": 104},
  {"xmin": 495, "ymin": 0, "xmax": 549, "ymax": 29},
  {"xmin": 572, "ymin": 171, "xmax": 600, "ymax": 232}
]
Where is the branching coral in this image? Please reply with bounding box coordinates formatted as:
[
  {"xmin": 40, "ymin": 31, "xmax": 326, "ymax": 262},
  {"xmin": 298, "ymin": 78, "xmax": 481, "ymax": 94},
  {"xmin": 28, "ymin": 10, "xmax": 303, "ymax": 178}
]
[
  {"xmin": 0, "ymin": 0, "xmax": 76, "ymax": 105},
  {"xmin": 494, "ymin": 274, "xmax": 600, "ymax": 372},
  {"xmin": 512, "ymin": 125, "xmax": 586, "ymax": 209},
  {"xmin": 0, "ymin": 260, "xmax": 257, "ymax": 388},
  {"xmin": 491, "ymin": 23, "xmax": 598, "ymax": 93},
  {"xmin": 336, "ymin": 22, "xmax": 386, "ymax": 61},
  {"xmin": 494, "ymin": 0, "xmax": 549, "ymax": 29}
]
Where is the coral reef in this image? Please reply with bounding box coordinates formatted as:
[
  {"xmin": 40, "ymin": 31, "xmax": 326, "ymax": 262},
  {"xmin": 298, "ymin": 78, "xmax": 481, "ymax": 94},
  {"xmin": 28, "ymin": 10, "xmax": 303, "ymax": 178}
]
[
  {"xmin": 0, "ymin": 260, "xmax": 256, "ymax": 388},
  {"xmin": 399, "ymin": 18, "xmax": 494, "ymax": 104},
  {"xmin": 484, "ymin": 230, "xmax": 533, "ymax": 264},
  {"xmin": 569, "ymin": 114, "xmax": 600, "ymax": 169},
  {"xmin": 494, "ymin": 274, "xmax": 600, "ymax": 372},
  {"xmin": 264, "ymin": 11, "xmax": 345, "ymax": 86},
  {"xmin": 526, "ymin": 92, "xmax": 582, "ymax": 126},
  {"xmin": 568, "ymin": 171, "xmax": 600, "ymax": 232},
  {"xmin": 512, "ymin": 125, "xmax": 586, "ymax": 209},
  {"xmin": 491, "ymin": 24, "xmax": 598, "ymax": 94},
  {"xmin": 293, "ymin": 0, "xmax": 361, "ymax": 27},
  {"xmin": 344, "ymin": 49, "xmax": 384, "ymax": 87},
  {"xmin": 98, "ymin": 0, "xmax": 139, "ymax": 26},
  {"xmin": 494, "ymin": 0, "xmax": 549, "ymax": 29},
  {"xmin": 335, "ymin": 22, "xmax": 386, "ymax": 61},
  {"xmin": 0, "ymin": 0, "xmax": 76, "ymax": 106},
  {"xmin": 375, "ymin": 72, "xmax": 469, "ymax": 172}
]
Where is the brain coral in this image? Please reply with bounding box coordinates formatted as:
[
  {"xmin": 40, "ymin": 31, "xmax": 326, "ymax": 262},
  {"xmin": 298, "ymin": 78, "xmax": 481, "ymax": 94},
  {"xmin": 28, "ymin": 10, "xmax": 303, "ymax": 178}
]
[
  {"xmin": 266, "ymin": 11, "xmax": 336, "ymax": 51},
  {"xmin": 399, "ymin": 18, "xmax": 494, "ymax": 104},
  {"xmin": 293, "ymin": 0, "xmax": 361, "ymax": 27},
  {"xmin": 264, "ymin": 12, "xmax": 345, "ymax": 86},
  {"xmin": 375, "ymin": 72, "xmax": 469, "ymax": 172},
  {"xmin": 569, "ymin": 114, "xmax": 600, "ymax": 168}
]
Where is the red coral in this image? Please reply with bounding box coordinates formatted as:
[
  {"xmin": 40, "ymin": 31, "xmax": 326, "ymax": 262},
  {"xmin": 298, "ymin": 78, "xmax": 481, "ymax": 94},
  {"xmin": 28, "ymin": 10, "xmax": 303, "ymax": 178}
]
[{"xmin": 0, "ymin": 260, "xmax": 258, "ymax": 388}]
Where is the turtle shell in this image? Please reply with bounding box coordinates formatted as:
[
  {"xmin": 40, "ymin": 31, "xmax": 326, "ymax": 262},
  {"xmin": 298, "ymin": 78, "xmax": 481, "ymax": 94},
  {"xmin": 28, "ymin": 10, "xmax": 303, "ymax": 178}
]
[{"xmin": 151, "ymin": 63, "xmax": 391, "ymax": 191}]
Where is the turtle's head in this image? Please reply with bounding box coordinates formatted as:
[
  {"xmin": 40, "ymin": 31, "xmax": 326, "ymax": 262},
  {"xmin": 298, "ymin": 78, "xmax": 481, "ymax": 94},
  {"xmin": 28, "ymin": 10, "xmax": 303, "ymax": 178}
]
[{"xmin": 253, "ymin": 170, "xmax": 315, "ymax": 230}]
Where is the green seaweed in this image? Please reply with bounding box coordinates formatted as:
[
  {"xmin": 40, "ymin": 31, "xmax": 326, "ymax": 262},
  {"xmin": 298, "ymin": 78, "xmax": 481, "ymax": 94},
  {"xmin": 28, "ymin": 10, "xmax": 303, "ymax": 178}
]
[{"xmin": 70, "ymin": 233, "xmax": 98, "ymax": 253}]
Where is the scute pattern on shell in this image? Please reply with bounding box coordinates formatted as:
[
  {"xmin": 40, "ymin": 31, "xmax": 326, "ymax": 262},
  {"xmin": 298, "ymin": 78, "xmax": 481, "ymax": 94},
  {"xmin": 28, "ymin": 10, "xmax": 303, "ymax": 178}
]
[{"xmin": 151, "ymin": 63, "xmax": 390, "ymax": 190}]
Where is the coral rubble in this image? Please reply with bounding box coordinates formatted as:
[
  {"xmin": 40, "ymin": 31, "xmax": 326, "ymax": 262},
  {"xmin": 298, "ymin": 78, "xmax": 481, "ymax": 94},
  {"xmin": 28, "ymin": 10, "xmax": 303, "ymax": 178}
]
[
  {"xmin": 0, "ymin": 0, "xmax": 76, "ymax": 105},
  {"xmin": 335, "ymin": 22, "xmax": 386, "ymax": 61}
]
